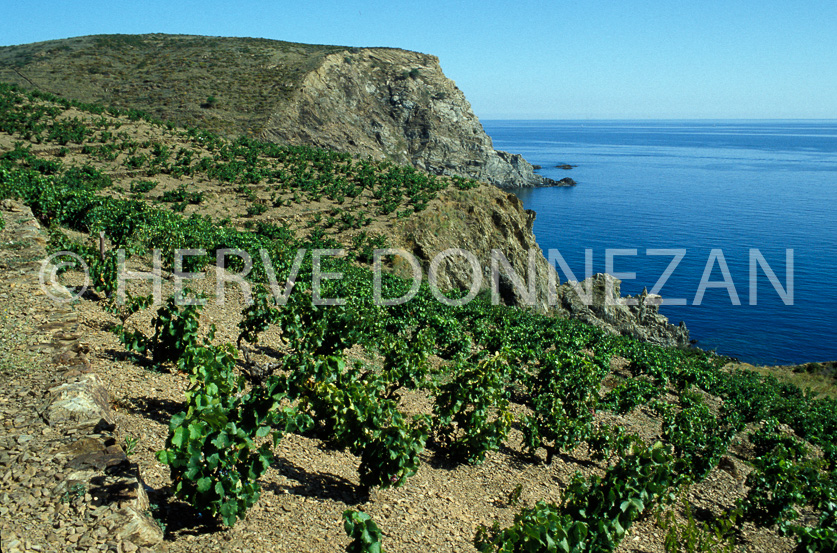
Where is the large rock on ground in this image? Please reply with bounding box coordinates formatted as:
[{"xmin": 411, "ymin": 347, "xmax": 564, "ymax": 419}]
[{"xmin": 45, "ymin": 373, "xmax": 115, "ymax": 430}]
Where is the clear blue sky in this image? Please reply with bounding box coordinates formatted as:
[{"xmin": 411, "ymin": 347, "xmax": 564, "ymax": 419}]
[{"xmin": 2, "ymin": 1, "xmax": 836, "ymax": 119}]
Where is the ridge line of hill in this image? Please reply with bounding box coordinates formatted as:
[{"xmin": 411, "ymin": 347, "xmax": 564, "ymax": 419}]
[{"xmin": 0, "ymin": 33, "xmax": 564, "ymax": 188}]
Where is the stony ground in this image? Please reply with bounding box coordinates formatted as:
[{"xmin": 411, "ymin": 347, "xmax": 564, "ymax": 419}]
[
  {"xmin": 0, "ymin": 202, "xmax": 159, "ymax": 553},
  {"xmin": 0, "ymin": 202, "xmax": 798, "ymax": 552}
]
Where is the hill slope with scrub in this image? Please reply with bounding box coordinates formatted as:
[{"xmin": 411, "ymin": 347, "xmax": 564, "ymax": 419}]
[
  {"xmin": 0, "ymin": 80, "xmax": 690, "ymax": 345},
  {"xmin": 0, "ymin": 83, "xmax": 835, "ymax": 553},
  {"xmin": 0, "ymin": 34, "xmax": 556, "ymax": 188}
]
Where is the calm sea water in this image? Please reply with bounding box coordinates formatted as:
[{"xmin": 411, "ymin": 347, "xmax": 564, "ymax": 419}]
[{"xmin": 482, "ymin": 120, "xmax": 837, "ymax": 365}]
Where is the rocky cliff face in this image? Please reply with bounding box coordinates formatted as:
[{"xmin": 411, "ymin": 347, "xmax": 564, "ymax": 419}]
[
  {"xmin": 0, "ymin": 35, "xmax": 556, "ymax": 188},
  {"xmin": 391, "ymin": 186, "xmax": 692, "ymax": 348},
  {"xmin": 262, "ymin": 48, "xmax": 553, "ymax": 188},
  {"xmin": 553, "ymin": 273, "xmax": 692, "ymax": 348},
  {"xmin": 393, "ymin": 183, "xmax": 556, "ymax": 311}
]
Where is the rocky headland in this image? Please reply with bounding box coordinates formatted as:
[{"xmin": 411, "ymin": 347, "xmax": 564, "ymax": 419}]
[
  {"xmin": 0, "ymin": 33, "xmax": 684, "ymax": 345},
  {"xmin": 388, "ymin": 185, "xmax": 691, "ymax": 348},
  {"xmin": 259, "ymin": 48, "xmax": 562, "ymax": 189},
  {"xmin": 0, "ymin": 34, "xmax": 563, "ymax": 189}
]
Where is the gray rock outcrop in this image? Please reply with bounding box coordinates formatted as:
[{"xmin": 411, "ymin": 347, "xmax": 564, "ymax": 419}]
[
  {"xmin": 392, "ymin": 186, "xmax": 691, "ymax": 349},
  {"xmin": 553, "ymin": 273, "xmax": 691, "ymax": 348},
  {"xmin": 262, "ymin": 48, "xmax": 557, "ymax": 188},
  {"xmin": 45, "ymin": 373, "xmax": 115, "ymax": 430},
  {"xmin": 0, "ymin": 35, "xmax": 560, "ymax": 189},
  {"xmin": 0, "ymin": 201, "xmax": 163, "ymax": 552}
]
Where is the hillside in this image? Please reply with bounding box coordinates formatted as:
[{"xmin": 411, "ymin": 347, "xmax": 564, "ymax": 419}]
[
  {"xmin": 0, "ymin": 34, "xmax": 557, "ymax": 188},
  {"xmin": 0, "ymin": 80, "xmax": 688, "ymax": 343},
  {"xmin": 0, "ymin": 83, "xmax": 836, "ymax": 553}
]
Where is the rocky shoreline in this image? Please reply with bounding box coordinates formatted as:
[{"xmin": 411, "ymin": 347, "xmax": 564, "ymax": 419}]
[
  {"xmin": 553, "ymin": 273, "xmax": 691, "ymax": 349},
  {"xmin": 392, "ymin": 186, "xmax": 690, "ymax": 348}
]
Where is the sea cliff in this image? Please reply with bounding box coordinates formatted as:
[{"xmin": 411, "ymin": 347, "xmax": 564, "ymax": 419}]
[
  {"xmin": 0, "ymin": 34, "xmax": 559, "ymax": 188},
  {"xmin": 0, "ymin": 35, "xmax": 685, "ymax": 346}
]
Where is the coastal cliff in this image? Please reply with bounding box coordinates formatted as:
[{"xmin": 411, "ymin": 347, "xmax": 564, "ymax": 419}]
[
  {"xmin": 393, "ymin": 184, "xmax": 556, "ymax": 311},
  {"xmin": 0, "ymin": 36, "xmax": 687, "ymax": 347},
  {"xmin": 391, "ymin": 186, "xmax": 691, "ymax": 347},
  {"xmin": 261, "ymin": 48, "xmax": 554, "ymax": 188},
  {"xmin": 0, "ymin": 34, "xmax": 555, "ymax": 188}
]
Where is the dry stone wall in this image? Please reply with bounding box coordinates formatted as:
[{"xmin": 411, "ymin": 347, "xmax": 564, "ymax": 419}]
[{"xmin": 0, "ymin": 201, "xmax": 163, "ymax": 553}]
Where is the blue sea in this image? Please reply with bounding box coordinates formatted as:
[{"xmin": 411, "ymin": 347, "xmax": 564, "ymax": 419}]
[{"xmin": 482, "ymin": 120, "xmax": 837, "ymax": 365}]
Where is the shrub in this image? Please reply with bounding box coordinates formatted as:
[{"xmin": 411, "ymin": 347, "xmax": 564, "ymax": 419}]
[
  {"xmin": 787, "ymin": 501, "xmax": 837, "ymax": 553},
  {"xmin": 658, "ymin": 393, "xmax": 740, "ymax": 481},
  {"xmin": 521, "ymin": 353, "xmax": 602, "ymax": 463},
  {"xmin": 478, "ymin": 442, "xmax": 677, "ymax": 553},
  {"xmin": 246, "ymin": 203, "xmax": 268, "ymax": 217},
  {"xmin": 602, "ymin": 378, "xmax": 661, "ymax": 414},
  {"xmin": 160, "ymin": 185, "xmax": 203, "ymax": 204},
  {"xmin": 48, "ymin": 117, "xmax": 91, "ymax": 144},
  {"xmin": 288, "ymin": 356, "xmax": 429, "ymax": 491},
  {"xmin": 744, "ymin": 442, "xmax": 835, "ymax": 526},
  {"xmin": 475, "ymin": 501, "xmax": 587, "ymax": 553},
  {"xmin": 343, "ymin": 510, "xmax": 386, "ymax": 553},
  {"xmin": 130, "ymin": 179, "xmax": 157, "ymax": 194},
  {"xmin": 115, "ymin": 291, "xmax": 206, "ymax": 367},
  {"xmin": 380, "ymin": 328, "xmax": 434, "ymax": 396},
  {"xmin": 657, "ymin": 495, "xmax": 740, "ymax": 553},
  {"xmin": 157, "ymin": 344, "xmax": 311, "ymax": 526},
  {"xmin": 433, "ymin": 351, "xmax": 514, "ymax": 464}
]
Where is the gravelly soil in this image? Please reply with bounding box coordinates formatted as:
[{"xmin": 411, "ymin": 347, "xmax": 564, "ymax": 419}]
[{"xmin": 0, "ymin": 204, "xmax": 798, "ymax": 553}]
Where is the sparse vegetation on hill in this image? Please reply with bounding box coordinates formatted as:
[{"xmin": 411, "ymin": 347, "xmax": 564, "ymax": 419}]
[
  {"xmin": 1, "ymin": 82, "xmax": 835, "ymax": 552},
  {"xmin": 0, "ymin": 34, "xmax": 348, "ymax": 135},
  {"xmin": 0, "ymin": 81, "xmax": 478, "ymax": 254},
  {"xmin": 0, "ymin": 33, "xmax": 558, "ymax": 188}
]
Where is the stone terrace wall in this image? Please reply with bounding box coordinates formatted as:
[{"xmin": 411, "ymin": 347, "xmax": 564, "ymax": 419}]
[{"xmin": 0, "ymin": 200, "xmax": 163, "ymax": 553}]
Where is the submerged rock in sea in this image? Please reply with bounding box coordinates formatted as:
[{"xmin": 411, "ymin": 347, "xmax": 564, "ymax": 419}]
[{"xmin": 553, "ymin": 273, "xmax": 691, "ymax": 348}]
